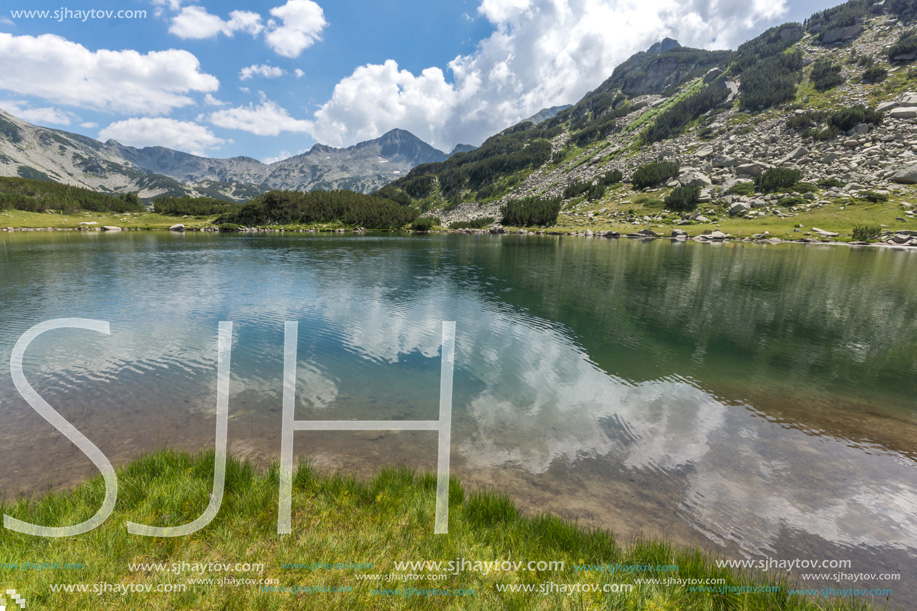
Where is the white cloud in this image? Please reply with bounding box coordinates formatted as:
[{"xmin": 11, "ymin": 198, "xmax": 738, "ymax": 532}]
[
  {"xmin": 99, "ymin": 117, "xmax": 228, "ymax": 155},
  {"xmin": 263, "ymin": 150, "xmax": 292, "ymax": 164},
  {"xmin": 203, "ymin": 93, "xmax": 226, "ymax": 106},
  {"xmin": 208, "ymin": 98, "xmax": 312, "ymax": 136},
  {"xmin": 80, "ymin": 121, "xmax": 98, "ymax": 128},
  {"xmin": 311, "ymin": 0, "xmax": 789, "ymax": 149},
  {"xmin": 0, "ymin": 16, "xmax": 15, "ymax": 27},
  {"xmin": 169, "ymin": 6, "xmax": 263, "ymax": 39},
  {"xmin": 294, "ymin": 68, "xmax": 305, "ymax": 78},
  {"xmin": 0, "ymin": 33, "xmax": 218, "ymax": 115},
  {"xmin": 240, "ymin": 64, "xmax": 286, "ymax": 80},
  {"xmin": 265, "ymin": 0, "xmax": 327, "ymax": 58},
  {"xmin": 312, "ymin": 60, "xmax": 455, "ymax": 148},
  {"xmin": 0, "ymin": 100, "xmax": 75, "ymax": 125}
]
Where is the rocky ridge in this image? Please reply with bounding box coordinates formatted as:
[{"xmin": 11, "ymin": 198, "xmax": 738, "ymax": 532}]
[{"xmin": 434, "ymin": 11, "xmax": 917, "ymax": 247}]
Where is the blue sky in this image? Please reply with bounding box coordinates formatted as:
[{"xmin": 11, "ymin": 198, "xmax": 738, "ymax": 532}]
[{"xmin": 0, "ymin": 0, "xmax": 843, "ymax": 162}]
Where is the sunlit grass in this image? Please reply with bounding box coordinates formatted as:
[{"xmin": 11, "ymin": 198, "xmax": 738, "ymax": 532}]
[{"xmin": 0, "ymin": 450, "xmax": 888, "ymax": 610}]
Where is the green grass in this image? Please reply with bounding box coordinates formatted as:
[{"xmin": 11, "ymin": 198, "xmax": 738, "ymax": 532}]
[
  {"xmin": 535, "ymin": 187, "xmax": 916, "ymax": 240},
  {"xmin": 0, "ymin": 450, "xmax": 881, "ymax": 610},
  {"xmin": 0, "ymin": 209, "xmax": 218, "ymax": 230}
]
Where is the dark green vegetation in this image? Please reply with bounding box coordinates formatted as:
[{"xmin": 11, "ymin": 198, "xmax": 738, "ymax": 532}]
[
  {"xmin": 152, "ymin": 196, "xmax": 238, "ymax": 216},
  {"xmin": 664, "ymin": 185, "xmax": 701, "ymax": 211},
  {"xmin": 563, "ymin": 169, "xmax": 623, "ymax": 200},
  {"xmin": 215, "ymin": 190, "xmax": 417, "ymax": 229},
  {"xmin": 631, "ymin": 161, "xmax": 680, "ymax": 190},
  {"xmin": 409, "ymin": 216, "xmax": 439, "ymax": 231},
  {"xmin": 383, "ymin": 121, "xmax": 554, "ymax": 205},
  {"xmin": 641, "ymin": 79, "xmax": 729, "ymax": 143},
  {"xmin": 730, "ymin": 24, "xmax": 804, "ymax": 110},
  {"xmin": 889, "ymin": 30, "xmax": 917, "ymax": 62},
  {"xmin": 727, "ymin": 182, "xmax": 756, "ymax": 196},
  {"xmin": 786, "ymin": 105, "xmax": 883, "ymax": 141},
  {"xmin": 861, "ymin": 65, "xmax": 888, "ymax": 83},
  {"xmin": 810, "ymin": 59, "xmax": 845, "ymax": 91},
  {"xmin": 755, "ymin": 168, "xmax": 804, "ymax": 193},
  {"xmin": 450, "ymin": 217, "xmax": 494, "ymax": 229},
  {"xmin": 500, "ymin": 197, "xmax": 562, "ymax": 226},
  {"xmin": 857, "ymin": 191, "xmax": 889, "ymax": 203},
  {"xmin": 0, "ymin": 176, "xmax": 144, "ymax": 214},
  {"xmin": 852, "ymin": 224, "xmax": 883, "ymax": 240},
  {"xmin": 0, "ymin": 450, "xmax": 876, "ymax": 610}
]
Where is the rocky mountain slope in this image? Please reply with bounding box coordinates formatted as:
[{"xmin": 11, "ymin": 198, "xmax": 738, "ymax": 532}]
[
  {"xmin": 383, "ymin": 0, "xmax": 917, "ymax": 234},
  {"xmin": 0, "ymin": 110, "xmax": 451, "ymax": 200}
]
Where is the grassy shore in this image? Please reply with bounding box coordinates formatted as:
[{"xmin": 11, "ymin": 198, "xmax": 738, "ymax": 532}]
[{"xmin": 0, "ymin": 451, "xmax": 884, "ymax": 610}]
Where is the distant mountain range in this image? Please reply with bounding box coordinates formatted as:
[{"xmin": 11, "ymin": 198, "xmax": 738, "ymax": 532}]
[{"xmin": 0, "ymin": 109, "xmax": 470, "ymax": 200}]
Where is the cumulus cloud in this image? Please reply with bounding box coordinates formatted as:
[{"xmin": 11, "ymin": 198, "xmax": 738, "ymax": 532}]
[
  {"xmin": 294, "ymin": 68, "xmax": 305, "ymax": 78},
  {"xmin": 208, "ymin": 98, "xmax": 312, "ymax": 136},
  {"xmin": 265, "ymin": 0, "xmax": 327, "ymax": 57},
  {"xmin": 99, "ymin": 117, "xmax": 228, "ymax": 155},
  {"xmin": 203, "ymin": 93, "xmax": 226, "ymax": 106},
  {"xmin": 0, "ymin": 100, "xmax": 75, "ymax": 125},
  {"xmin": 311, "ymin": 0, "xmax": 789, "ymax": 149},
  {"xmin": 239, "ymin": 64, "xmax": 286, "ymax": 80},
  {"xmin": 169, "ymin": 6, "xmax": 263, "ymax": 39},
  {"xmin": 0, "ymin": 33, "xmax": 218, "ymax": 115}
]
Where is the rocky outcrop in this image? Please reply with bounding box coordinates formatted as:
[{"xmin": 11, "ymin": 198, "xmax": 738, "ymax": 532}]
[{"xmin": 891, "ymin": 164, "xmax": 917, "ymax": 185}]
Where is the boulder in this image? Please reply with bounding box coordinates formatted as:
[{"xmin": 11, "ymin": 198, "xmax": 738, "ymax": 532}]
[
  {"xmin": 679, "ymin": 170, "xmax": 712, "ymax": 188},
  {"xmin": 78, "ymin": 221, "xmax": 98, "ymax": 226},
  {"xmin": 889, "ymin": 107, "xmax": 917, "ymax": 120},
  {"xmin": 729, "ymin": 202, "xmax": 751, "ymax": 216},
  {"xmin": 102, "ymin": 226, "xmax": 122, "ymax": 232},
  {"xmin": 891, "ymin": 163, "xmax": 917, "ymax": 185},
  {"xmin": 671, "ymin": 229, "xmax": 688, "ymax": 237},
  {"xmin": 703, "ymin": 67, "xmax": 723, "ymax": 83},
  {"xmin": 821, "ymin": 25, "xmax": 862, "ymax": 44},
  {"xmin": 712, "ymin": 154, "xmax": 740, "ymax": 168},
  {"xmin": 169, "ymin": 224, "xmax": 185, "ymax": 232},
  {"xmin": 812, "ymin": 227, "xmax": 838, "ymax": 237},
  {"xmin": 736, "ymin": 162, "xmax": 767, "ymax": 176}
]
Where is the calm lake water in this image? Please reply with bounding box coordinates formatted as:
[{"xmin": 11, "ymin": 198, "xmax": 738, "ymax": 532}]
[{"xmin": 1, "ymin": 232, "xmax": 915, "ymax": 604}]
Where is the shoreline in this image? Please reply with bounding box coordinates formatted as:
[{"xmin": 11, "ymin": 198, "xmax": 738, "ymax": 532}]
[{"xmin": 4, "ymin": 223, "xmax": 917, "ymax": 248}]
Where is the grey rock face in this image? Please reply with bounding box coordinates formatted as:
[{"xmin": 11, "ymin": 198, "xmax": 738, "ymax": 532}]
[{"xmin": 891, "ymin": 163, "xmax": 917, "ymax": 185}]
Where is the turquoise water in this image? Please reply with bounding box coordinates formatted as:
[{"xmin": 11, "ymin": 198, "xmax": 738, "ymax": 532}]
[{"xmin": 0, "ymin": 232, "xmax": 915, "ymax": 603}]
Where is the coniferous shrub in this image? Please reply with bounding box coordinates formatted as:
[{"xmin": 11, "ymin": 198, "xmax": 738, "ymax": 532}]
[
  {"xmin": 450, "ymin": 217, "xmax": 494, "ymax": 229},
  {"xmin": 410, "ymin": 217, "xmax": 439, "ymax": 231},
  {"xmin": 852, "ymin": 225, "xmax": 882, "ymax": 241},
  {"xmin": 641, "ymin": 80, "xmax": 729, "ymax": 143},
  {"xmin": 215, "ymin": 190, "xmax": 418, "ymax": 229},
  {"xmin": 740, "ymin": 50, "xmax": 803, "ymax": 110},
  {"xmin": 810, "ymin": 59, "xmax": 845, "ymax": 91},
  {"xmin": 754, "ymin": 168, "xmax": 804, "ymax": 193},
  {"xmin": 500, "ymin": 197, "xmax": 562, "ymax": 226},
  {"xmin": 726, "ymin": 182, "xmax": 755, "ymax": 196},
  {"xmin": 631, "ymin": 161, "xmax": 680, "ymax": 189},
  {"xmin": 153, "ymin": 196, "xmax": 236, "ymax": 216},
  {"xmin": 889, "ymin": 31, "xmax": 917, "ymax": 62},
  {"xmin": 664, "ymin": 185, "xmax": 701, "ymax": 211},
  {"xmin": 861, "ymin": 66, "xmax": 888, "ymax": 83},
  {"xmin": 0, "ymin": 177, "xmax": 145, "ymax": 214},
  {"xmin": 828, "ymin": 105, "xmax": 883, "ymax": 131},
  {"xmin": 857, "ymin": 191, "xmax": 889, "ymax": 203}
]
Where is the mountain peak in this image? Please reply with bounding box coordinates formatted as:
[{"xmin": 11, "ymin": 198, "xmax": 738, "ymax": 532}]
[{"xmin": 647, "ymin": 38, "xmax": 681, "ymax": 54}]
